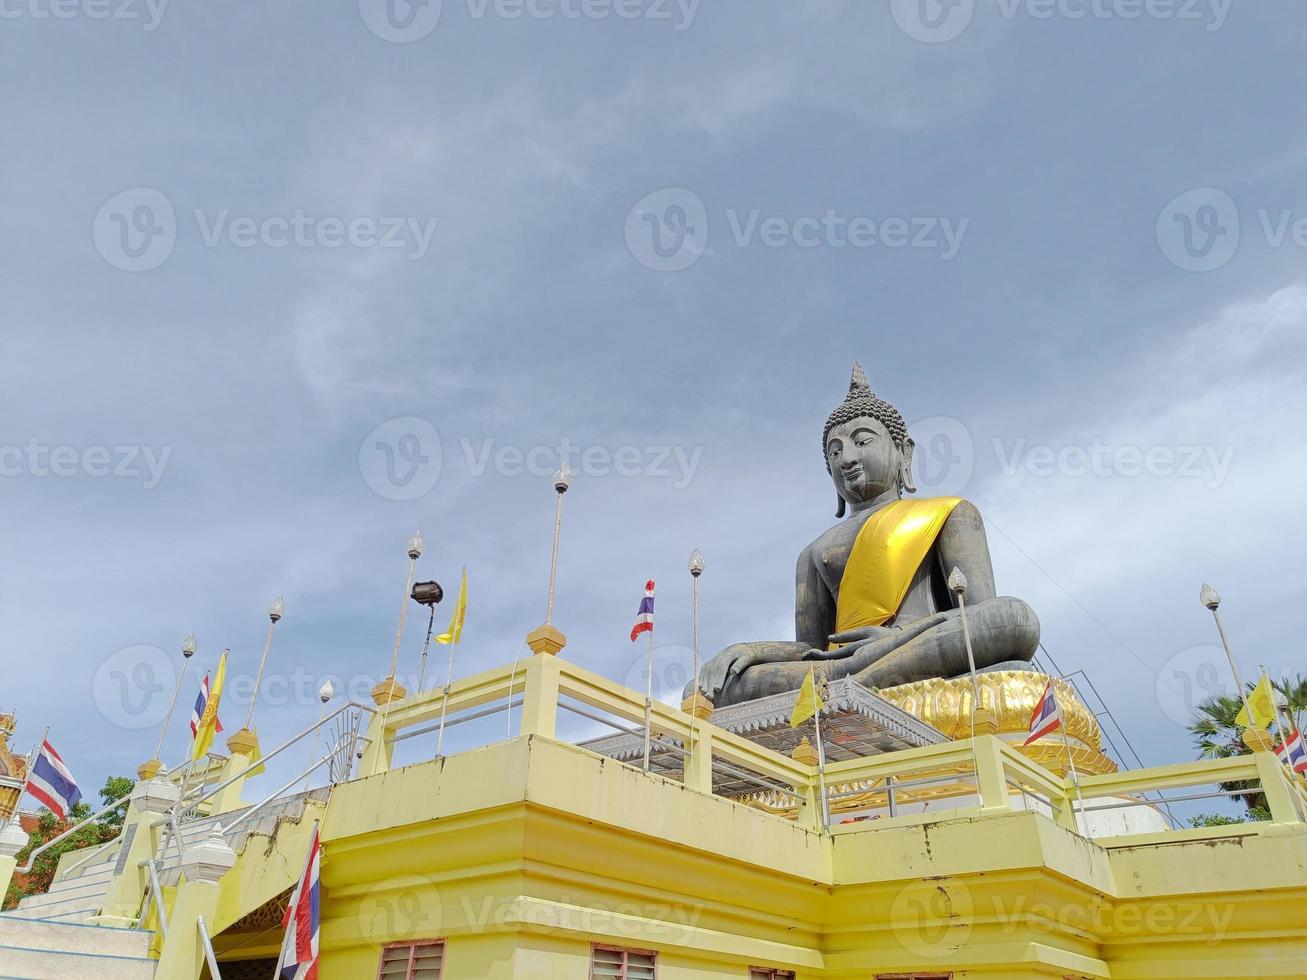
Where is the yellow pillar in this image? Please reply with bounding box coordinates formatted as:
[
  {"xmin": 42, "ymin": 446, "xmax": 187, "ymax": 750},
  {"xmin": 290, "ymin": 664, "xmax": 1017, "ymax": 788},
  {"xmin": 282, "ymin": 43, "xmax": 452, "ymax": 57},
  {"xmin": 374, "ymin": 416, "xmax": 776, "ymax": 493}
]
[
  {"xmin": 360, "ymin": 680, "xmax": 409, "ymax": 778},
  {"xmin": 683, "ymin": 726, "xmax": 714, "ymax": 794},
  {"xmin": 1255, "ymin": 750, "xmax": 1304, "ymax": 825},
  {"xmin": 95, "ymin": 776, "xmax": 180, "ymax": 927},
  {"xmin": 212, "ymin": 730, "xmax": 258, "ymax": 814},
  {"xmin": 973, "ymin": 735, "xmax": 1014, "ymax": 815},
  {"xmin": 154, "ymin": 827, "xmax": 235, "ymax": 980},
  {"xmin": 519, "ymin": 653, "xmax": 560, "ymax": 739}
]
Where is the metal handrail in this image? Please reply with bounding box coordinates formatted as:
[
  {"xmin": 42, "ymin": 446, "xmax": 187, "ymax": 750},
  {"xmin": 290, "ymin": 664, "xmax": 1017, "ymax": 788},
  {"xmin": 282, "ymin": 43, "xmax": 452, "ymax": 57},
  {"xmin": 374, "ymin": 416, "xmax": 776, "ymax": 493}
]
[
  {"xmin": 140, "ymin": 858, "xmax": 168, "ymax": 940},
  {"xmin": 221, "ymin": 750, "xmax": 343, "ymax": 836},
  {"xmin": 59, "ymin": 835, "xmax": 120, "ymax": 878},
  {"xmin": 16, "ymin": 789, "xmax": 135, "ymax": 874},
  {"xmin": 197, "ymin": 915, "xmax": 223, "ymax": 979},
  {"xmin": 173, "ymin": 701, "xmax": 373, "ymax": 819}
]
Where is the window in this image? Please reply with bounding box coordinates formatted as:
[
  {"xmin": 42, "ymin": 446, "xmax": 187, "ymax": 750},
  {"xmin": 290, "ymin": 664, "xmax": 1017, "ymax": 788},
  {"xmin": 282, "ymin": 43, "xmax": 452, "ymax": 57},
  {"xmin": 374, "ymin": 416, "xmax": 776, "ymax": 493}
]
[
  {"xmin": 377, "ymin": 940, "xmax": 444, "ymax": 980},
  {"xmin": 750, "ymin": 970, "xmax": 795, "ymax": 980},
  {"xmin": 591, "ymin": 944, "xmax": 656, "ymax": 979}
]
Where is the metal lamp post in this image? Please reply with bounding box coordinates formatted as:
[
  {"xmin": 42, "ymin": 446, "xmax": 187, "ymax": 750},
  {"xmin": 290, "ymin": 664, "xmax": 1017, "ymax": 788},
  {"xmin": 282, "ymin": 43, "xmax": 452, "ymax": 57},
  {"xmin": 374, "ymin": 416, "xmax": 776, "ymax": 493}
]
[
  {"xmin": 377, "ymin": 531, "xmax": 423, "ymax": 705},
  {"xmin": 525, "ymin": 465, "xmax": 571, "ymax": 656},
  {"xmin": 243, "ymin": 597, "xmax": 284, "ymax": 732},
  {"xmin": 1200, "ymin": 584, "xmax": 1269, "ymax": 751},
  {"xmin": 140, "ymin": 633, "xmax": 198, "ymax": 780},
  {"xmin": 682, "ymin": 550, "xmax": 712, "ymax": 719},
  {"xmin": 304, "ymin": 680, "xmax": 334, "ymax": 791}
]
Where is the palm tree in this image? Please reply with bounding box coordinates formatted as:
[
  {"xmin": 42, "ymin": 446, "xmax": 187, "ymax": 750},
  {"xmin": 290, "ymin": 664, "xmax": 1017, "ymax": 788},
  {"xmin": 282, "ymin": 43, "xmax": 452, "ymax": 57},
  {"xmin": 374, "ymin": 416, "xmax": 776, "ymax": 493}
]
[{"xmin": 1188, "ymin": 674, "xmax": 1307, "ymax": 819}]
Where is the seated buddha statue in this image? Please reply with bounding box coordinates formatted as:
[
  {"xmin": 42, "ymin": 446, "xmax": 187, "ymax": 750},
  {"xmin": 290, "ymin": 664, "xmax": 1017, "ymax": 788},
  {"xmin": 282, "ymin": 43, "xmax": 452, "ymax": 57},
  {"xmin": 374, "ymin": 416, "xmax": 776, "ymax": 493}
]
[{"xmin": 694, "ymin": 364, "xmax": 1040, "ymax": 709}]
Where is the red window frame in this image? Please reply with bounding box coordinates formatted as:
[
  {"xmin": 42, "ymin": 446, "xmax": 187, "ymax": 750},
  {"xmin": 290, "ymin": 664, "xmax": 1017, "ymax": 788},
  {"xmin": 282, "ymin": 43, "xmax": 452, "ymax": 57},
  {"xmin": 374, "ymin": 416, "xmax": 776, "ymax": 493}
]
[
  {"xmin": 590, "ymin": 943, "xmax": 658, "ymax": 979},
  {"xmin": 376, "ymin": 939, "xmax": 445, "ymax": 980}
]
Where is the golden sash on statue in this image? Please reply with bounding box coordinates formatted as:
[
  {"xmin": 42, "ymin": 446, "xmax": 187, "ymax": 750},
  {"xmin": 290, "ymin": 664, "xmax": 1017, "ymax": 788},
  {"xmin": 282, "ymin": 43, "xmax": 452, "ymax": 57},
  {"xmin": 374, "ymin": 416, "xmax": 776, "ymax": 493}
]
[{"xmin": 831, "ymin": 496, "xmax": 963, "ymax": 645}]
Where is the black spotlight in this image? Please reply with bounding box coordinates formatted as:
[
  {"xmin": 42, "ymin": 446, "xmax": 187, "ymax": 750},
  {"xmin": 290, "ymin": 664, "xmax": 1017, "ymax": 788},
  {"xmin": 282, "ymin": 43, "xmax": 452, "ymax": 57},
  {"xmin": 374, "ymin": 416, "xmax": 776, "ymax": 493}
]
[{"xmin": 411, "ymin": 580, "xmax": 443, "ymax": 606}]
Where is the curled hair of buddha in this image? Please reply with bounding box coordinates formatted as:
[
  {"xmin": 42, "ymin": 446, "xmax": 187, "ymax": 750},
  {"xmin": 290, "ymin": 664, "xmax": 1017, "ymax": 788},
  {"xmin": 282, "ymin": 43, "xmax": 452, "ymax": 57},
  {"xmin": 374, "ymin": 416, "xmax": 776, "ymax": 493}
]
[
  {"xmin": 822, "ymin": 362, "xmax": 909, "ymax": 465},
  {"xmin": 824, "ymin": 363, "xmax": 913, "ymax": 517}
]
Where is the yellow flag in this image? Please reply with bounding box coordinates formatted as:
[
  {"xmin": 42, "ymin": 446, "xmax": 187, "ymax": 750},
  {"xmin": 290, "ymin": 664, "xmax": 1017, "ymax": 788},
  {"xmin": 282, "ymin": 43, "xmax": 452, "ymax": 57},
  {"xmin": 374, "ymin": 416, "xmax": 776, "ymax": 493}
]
[
  {"xmin": 435, "ymin": 567, "xmax": 467, "ymax": 645},
  {"xmin": 191, "ymin": 652, "xmax": 227, "ymax": 761},
  {"xmin": 790, "ymin": 667, "xmax": 824, "ymax": 728},
  {"xmin": 1236, "ymin": 673, "xmax": 1277, "ymax": 730}
]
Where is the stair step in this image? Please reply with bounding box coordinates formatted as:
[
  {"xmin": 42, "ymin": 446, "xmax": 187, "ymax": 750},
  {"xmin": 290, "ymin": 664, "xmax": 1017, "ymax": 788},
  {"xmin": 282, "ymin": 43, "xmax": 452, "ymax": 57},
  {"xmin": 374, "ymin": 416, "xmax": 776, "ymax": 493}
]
[
  {"xmin": 0, "ymin": 915, "xmax": 151, "ymax": 958},
  {"xmin": 0, "ymin": 942, "xmax": 154, "ymax": 980}
]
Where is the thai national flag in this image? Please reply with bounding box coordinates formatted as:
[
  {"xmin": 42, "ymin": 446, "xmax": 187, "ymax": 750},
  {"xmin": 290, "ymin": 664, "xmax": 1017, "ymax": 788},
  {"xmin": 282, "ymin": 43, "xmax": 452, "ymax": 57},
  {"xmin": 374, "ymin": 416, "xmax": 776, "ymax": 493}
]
[
  {"xmin": 25, "ymin": 740, "xmax": 82, "ymax": 822},
  {"xmin": 1023, "ymin": 680, "xmax": 1063, "ymax": 746},
  {"xmin": 629, "ymin": 579, "xmax": 655, "ymax": 642},
  {"xmin": 1275, "ymin": 729, "xmax": 1307, "ymax": 775},
  {"xmin": 190, "ymin": 672, "xmax": 223, "ymax": 739},
  {"xmin": 279, "ymin": 825, "xmax": 320, "ymax": 980}
]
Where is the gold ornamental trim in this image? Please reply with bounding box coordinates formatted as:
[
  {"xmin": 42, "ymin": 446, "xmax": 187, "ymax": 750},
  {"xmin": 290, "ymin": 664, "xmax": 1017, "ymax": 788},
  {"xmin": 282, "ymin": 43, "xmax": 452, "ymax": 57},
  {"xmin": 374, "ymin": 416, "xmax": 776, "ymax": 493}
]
[{"xmin": 879, "ymin": 670, "xmax": 1118, "ymax": 777}]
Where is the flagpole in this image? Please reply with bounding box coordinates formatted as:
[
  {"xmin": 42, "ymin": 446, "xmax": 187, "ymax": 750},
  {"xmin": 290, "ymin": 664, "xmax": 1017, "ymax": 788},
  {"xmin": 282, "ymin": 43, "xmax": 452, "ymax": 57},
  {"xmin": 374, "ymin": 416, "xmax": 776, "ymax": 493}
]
[
  {"xmin": 813, "ymin": 694, "xmax": 829, "ymax": 828},
  {"xmin": 22, "ymin": 728, "xmax": 49, "ymax": 800},
  {"xmin": 642, "ymin": 629, "xmax": 656, "ymax": 772},
  {"xmin": 1054, "ymin": 689, "xmax": 1089, "ymax": 837}
]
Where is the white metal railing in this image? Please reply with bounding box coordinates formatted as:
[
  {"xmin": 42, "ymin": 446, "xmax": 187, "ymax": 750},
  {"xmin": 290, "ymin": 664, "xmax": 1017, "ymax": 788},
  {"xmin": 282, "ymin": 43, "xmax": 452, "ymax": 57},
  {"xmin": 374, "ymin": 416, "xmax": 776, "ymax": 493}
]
[{"xmin": 16, "ymin": 790, "xmax": 133, "ymax": 875}]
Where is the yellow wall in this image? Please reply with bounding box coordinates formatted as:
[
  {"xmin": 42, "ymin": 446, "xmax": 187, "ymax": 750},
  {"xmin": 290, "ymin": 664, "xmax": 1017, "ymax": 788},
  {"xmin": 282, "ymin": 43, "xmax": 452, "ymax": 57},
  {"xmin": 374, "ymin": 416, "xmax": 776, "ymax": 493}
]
[{"xmin": 311, "ymin": 734, "xmax": 1307, "ymax": 979}]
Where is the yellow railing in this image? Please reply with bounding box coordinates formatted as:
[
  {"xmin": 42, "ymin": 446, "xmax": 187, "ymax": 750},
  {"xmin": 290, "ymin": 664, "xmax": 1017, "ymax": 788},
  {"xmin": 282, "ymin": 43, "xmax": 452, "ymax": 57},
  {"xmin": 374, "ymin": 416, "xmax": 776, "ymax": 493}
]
[{"xmin": 358, "ymin": 651, "xmax": 1307, "ymax": 838}]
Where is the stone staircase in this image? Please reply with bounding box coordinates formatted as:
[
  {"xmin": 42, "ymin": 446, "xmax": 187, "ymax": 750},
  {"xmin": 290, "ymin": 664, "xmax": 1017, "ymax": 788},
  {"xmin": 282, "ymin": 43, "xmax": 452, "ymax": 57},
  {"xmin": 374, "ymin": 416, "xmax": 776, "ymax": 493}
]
[
  {"xmin": 0, "ymin": 914, "xmax": 154, "ymax": 979},
  {"xmin": 5, "ymin": 838, "xmax": 123, "ymax": 924}
]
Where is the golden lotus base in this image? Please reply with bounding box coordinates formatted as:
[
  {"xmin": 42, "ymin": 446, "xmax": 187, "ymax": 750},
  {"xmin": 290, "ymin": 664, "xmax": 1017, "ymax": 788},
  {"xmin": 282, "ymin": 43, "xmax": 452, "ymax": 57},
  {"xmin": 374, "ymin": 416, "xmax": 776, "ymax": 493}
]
[
  {"xmin": 372, "ymin": 677, "xmax": 408, "ymax": 706},
  {"xmin": 681, "ymin": 691, "xmax": 714, "ymax": 720},
  {"xmin": 879, "ymin": 670, "xmax": 1118, "ymax": 777},
  {"xmin": 225, "ymin": 728, "xmax": 259, "ymax": 756},
  {"xmin": 137, "ymin": 758, "xmax": 164, "ymax": 781},
  {"xmin": 1243, "ymin": 727, "xmax": 1275, "ymax": 752},
  {"xmin": 526, "ymin": 623, "xmax": 567, "ymax": 656}
]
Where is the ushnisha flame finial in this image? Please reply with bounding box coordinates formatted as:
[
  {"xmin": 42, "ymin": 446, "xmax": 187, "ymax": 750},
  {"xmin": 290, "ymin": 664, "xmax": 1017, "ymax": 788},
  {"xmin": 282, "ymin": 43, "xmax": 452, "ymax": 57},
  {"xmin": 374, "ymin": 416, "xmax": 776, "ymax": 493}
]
[{"xmin": 849, "ymin": 360, "xmax": 870, "ymax": 394}]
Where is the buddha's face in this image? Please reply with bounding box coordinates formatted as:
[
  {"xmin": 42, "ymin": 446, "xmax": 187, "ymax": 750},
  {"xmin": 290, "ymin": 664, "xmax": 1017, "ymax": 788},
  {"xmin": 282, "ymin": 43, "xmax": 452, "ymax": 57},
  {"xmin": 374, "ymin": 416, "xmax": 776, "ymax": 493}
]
[{"xmin": 826, "ymin": 417, "xmax": 902, "ymax": 506}]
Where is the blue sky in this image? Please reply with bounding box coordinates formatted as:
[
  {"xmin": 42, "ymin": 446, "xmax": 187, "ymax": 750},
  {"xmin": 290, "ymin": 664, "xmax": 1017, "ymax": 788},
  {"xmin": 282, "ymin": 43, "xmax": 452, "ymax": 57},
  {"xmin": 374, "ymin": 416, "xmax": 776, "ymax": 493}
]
[{"xmin": 2, "ymin": 0, "xmax": 1305, "ymax": 800}]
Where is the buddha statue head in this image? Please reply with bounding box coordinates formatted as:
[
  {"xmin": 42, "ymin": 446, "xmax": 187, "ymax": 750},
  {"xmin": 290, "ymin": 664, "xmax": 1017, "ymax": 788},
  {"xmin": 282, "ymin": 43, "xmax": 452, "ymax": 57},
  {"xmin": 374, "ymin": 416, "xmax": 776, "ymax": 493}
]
[{"xmin": 823, "ymin": 363, "xmax": 916, "ymax": 517}]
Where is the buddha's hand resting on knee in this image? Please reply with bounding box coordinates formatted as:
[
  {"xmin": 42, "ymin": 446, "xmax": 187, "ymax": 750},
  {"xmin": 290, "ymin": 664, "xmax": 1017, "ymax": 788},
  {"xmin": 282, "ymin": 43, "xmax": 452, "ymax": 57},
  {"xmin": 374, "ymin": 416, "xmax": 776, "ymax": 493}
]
[
  {"xmin": 698, "ymin": 648, "xmax": 758, "ymax": 702},
  {"xmin": 802, "ymin": 625, "xmax": 895, "ymax": 661}
]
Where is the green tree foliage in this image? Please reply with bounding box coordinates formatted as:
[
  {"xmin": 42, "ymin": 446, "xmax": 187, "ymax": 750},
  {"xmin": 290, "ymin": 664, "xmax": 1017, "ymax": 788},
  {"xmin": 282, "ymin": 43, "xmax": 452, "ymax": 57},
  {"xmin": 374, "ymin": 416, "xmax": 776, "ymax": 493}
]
[
  {"xmin": 1188, "ymin": 674, "xmax": 1307, "ymax": 819},
  {"xmin": 3, "ymin": 776, "xmax": 132, "ymax": 910}
]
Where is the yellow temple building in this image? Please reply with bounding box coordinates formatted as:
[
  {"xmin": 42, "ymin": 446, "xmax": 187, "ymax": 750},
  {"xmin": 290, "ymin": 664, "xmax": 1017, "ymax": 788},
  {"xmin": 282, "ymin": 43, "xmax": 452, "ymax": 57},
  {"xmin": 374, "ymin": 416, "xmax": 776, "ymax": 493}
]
[{"xmin": 0, "ymin": 644, "xmax": 1305, "ymax": 980}]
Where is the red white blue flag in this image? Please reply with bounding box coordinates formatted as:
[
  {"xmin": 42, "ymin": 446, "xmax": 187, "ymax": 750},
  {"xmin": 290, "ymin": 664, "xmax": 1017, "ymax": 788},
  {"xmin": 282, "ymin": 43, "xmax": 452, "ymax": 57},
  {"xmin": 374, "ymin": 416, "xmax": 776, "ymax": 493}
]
[
  {"xmin": 629, "ymin": 580, "xmax": 655, "ymax": 642},
  {"xmin": 190, "ymin": 672, "xmax": 223, "ymax": 740},
  {"xmin": 1024, "ymin": 680, "xmax": 1062, "ymax": 746},
  {"xmin": 279, "ymin": 824, "xmax": 320, "ymax": 980},
  {"xmin": 1275, "ymin": 729, "xmax": 1307, "ymax": 775},
  {"xmin": 25, "ymin": 739, "xmax": 81, "ymax": 822}
]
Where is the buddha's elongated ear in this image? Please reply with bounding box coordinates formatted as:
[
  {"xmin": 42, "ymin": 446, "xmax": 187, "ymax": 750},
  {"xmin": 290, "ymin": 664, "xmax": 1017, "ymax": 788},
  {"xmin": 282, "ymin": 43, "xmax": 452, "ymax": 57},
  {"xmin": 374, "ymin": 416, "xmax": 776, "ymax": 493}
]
[
  {"xmin": 899, "ymin": 436, "xmax": 917, "ymax": 495},
  {"xmin": 835, "ymin": 494, "xmax": 847, "ymax": 518}
]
